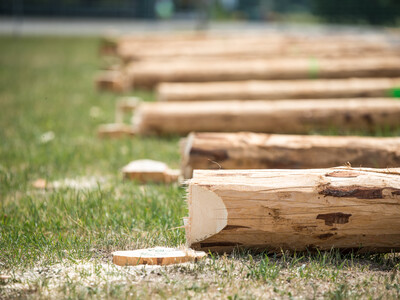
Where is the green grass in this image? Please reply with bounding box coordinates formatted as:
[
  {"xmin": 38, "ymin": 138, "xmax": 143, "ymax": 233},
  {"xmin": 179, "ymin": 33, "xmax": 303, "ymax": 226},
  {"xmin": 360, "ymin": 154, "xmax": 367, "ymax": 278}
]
[{"xmin": 0, "ymin": 35, "xmax": 399, "ymax": 299}]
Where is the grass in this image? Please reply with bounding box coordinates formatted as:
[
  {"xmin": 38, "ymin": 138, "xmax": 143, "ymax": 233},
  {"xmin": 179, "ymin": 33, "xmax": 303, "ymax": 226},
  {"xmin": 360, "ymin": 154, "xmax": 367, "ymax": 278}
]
[{"xmin": 0, "ymin": 35, "xmax": 399, "ymax": 299}]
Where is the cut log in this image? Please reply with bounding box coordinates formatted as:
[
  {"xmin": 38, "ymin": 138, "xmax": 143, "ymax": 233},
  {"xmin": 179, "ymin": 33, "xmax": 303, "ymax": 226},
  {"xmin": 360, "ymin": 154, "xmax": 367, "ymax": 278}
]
[
  {"xmin": 157, "ymin": 77, "xmax": 400, "ymax": 102},
  {"xmin": 186, "ymin": 167, "xmax": 400, "ymax": 253},
  {"xmin": 122, "ymin": 159, "xmax": 180, "ymax": 183},
  {"xmin": 118, "ymin": 39, "xmax": 397, "ymax": 62},
  {"xmin": 108, "ymin": 31, "xmax": 394, "ymax": 62},
  {"xmin": 106, "ymin": 31, "xmax": 288, "ymax": 56},
  {"xmin": 181, "ymin": 132, "xmax": 400, "ymax": 178},
  {"xmin": 112, "ymin": 247, "xmax": 206, "ymax": 266},
  {"xmin": 122, "ymin": 56, "xmax": 400, "ymax": 89},
  {"xmin": 130, "ymin": 99, "xmax": 400, "ymax": 136},
  {"xmin": 117, "ymin": 34, "xmax": 291, "ymax": 61}
]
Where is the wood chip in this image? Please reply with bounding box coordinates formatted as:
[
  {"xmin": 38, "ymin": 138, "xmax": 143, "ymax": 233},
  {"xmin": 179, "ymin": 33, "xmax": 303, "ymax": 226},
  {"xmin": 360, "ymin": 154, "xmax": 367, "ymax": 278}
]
[
  {"xmin": 112, "ymin": 247, "xmax": 206, "ymax": 266},
  {"xmin": 122, "ymin": 159, "xmax": 180, "ymax": 183},
  {"xmin": 97, "ymin": 123, "xmax": 133, "ymax": 138},
  {"xmin": 32, "ymin": 178, "xmax": 50, "ymax": 189},
  {"xmin": 0, "ymin": 275, "xmax": 11, "ymax": 281}
]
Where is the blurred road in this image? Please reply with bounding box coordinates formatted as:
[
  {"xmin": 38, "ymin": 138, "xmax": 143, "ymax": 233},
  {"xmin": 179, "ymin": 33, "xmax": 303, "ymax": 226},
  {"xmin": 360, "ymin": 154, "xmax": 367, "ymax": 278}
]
[{"xmin": 0, "ymin": 16, "xmax": 394, "ymax": 39}]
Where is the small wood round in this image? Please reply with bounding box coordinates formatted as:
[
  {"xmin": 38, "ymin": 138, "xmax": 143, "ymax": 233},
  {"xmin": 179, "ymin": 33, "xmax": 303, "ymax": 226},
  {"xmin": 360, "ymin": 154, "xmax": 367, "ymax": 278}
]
[{"xmin": 112, "ymin": 247, "xmax": 207, "ymax": 266}]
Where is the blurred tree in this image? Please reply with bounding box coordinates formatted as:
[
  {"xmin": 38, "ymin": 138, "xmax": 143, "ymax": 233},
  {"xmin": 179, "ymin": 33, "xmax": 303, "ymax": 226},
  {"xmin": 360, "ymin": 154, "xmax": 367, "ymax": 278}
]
[{"xmin": 311, "ymin": 0, "xmax": 400, "ymax": 25}]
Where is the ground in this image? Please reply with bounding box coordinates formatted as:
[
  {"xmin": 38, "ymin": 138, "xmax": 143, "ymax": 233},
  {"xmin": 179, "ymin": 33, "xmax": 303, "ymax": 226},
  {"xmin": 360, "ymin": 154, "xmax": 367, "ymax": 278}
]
[{"xmin": 0, "ymin": 36, "xmax": 399, "ymax": 299}]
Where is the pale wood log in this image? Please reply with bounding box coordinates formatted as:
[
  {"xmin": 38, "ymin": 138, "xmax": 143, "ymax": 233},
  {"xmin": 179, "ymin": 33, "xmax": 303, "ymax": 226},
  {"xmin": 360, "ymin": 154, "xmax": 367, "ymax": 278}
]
[
  {"xmin": 131, "ymin": 99, "xmax": 400, "ymax": 136},
  {"xmin": 186, "ymin": 167, "xmax": 400, "ymax": 253},
  {"xmin": 105, "ymin": 31, "xmax": 287, "ymax": 55},
  {"xmin": 122, "ymin": 159, "xmax": 180, "ymax": 183},
  {"xmin": 117, "ymin": 34, "xmax": 291, "ymax": 61},
  {"xmin": 119, "ymin": 41, "xmax": 397, "ymax": 62},
  {"xmin": 125, "ymin": 56, "xmax": 400, "ymax": 89},
  {"xmin": 157, "ymin": 77, "xmax": 400, "ymax": 102},
  {"xmin": 181, "ymin": 132, "xmax": 400, "ymax": 178},
  {"xmin": 112, "ymin": 247, "xmax": 206, "ymax": 266},
  {"xmin": 109, "ymin": 31, "xmax": 393, "ymax": 61}
]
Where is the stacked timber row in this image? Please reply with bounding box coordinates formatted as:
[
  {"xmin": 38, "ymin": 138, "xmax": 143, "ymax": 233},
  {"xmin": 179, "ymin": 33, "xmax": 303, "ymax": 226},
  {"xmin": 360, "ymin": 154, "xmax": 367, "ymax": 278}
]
[
  {"xmin": 98, "ymin": 56, "xmax": 400, "ymax": 90},
  {"xmin": 129, "ymin": 99, "xmax": 400, "ymax": 135},
  {"xmin": 117, "ymin": 38, "xmax": 397, "ymax": 62},
  {"xmin": 157, "ymin": 77, "xmax": 400, "ymax": 102},
  {"xmin": 101, "ymin": 32, "xmax": 293, "ymax": 56},
  {"xmin": 180, "ymin": 132, "xmax": 400, "ymax": 178},
  {"xmin": 185, "ymin": 167, "xmax": 400, "ymax": 253},
  {"xmin": 102, "ymin": 32, "xmax": 392, "ymax": 61}
]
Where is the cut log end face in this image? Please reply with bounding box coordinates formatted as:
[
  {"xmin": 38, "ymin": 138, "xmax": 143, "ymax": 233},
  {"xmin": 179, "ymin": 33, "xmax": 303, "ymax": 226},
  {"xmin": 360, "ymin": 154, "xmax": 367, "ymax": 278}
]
[
  {"xmin": 95, "ymin": 71, "xmax": 130, "ymax": 92},
  {"xmin": 112, "ymin": 247, "xmax": 207, "ymax": 266}
]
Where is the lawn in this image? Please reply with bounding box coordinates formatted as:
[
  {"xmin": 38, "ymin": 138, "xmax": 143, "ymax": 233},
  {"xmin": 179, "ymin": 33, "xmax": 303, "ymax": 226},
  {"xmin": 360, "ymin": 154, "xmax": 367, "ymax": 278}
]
[{"xmin": 0, "ymin": 35, "xmax": 399, "ymax": 299}]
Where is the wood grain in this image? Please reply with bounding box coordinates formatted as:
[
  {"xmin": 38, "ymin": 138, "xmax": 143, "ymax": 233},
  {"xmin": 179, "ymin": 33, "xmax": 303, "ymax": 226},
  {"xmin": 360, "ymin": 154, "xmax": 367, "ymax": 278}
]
[
  {"xmin": 157, "ymin": 77, "xmax": 400, "ymax": 102},
  {"xmin": 131, "ymin": 99, "xmax": 400, "ymax": 135},
  {"xmin": 124, "ymin": 56, "xmax": 400, "ymax": 89}
]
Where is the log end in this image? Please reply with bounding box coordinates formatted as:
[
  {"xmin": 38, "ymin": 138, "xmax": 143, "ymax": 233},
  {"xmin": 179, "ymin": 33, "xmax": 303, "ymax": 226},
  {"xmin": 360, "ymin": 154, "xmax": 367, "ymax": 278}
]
[
  {"xmin": 95, "ymin": 70, "xmax": 130, "ymax": 92},
  {"xmin": 186, "ymin": 184, "xmax": 228, "ymax": 248}
]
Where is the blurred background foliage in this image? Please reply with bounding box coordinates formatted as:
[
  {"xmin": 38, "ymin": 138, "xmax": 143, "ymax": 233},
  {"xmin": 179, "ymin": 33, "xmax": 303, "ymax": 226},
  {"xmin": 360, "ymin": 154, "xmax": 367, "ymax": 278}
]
[
  {"xmin": 1, "ymin": 0, "xmax": 400, "ymax": 25},
  {"xmin": 311, "ymin": 0, "xmax": 400, "ymax": 25}
]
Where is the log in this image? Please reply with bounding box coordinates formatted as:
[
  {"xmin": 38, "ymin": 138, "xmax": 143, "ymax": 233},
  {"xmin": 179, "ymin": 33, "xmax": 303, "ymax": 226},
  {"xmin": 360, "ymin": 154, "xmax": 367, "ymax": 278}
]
[
  {"xmin": 124, "ymin": 56, "xmax": 400, "ymax": 89},
  {"xmin": 186, "ymin": 167, "xmax": 400, "ymax": 253},
  {"xmin": 181, "ymin": 132, "xmax": 400, "ymax": 178},
  {"xmin": 109, "ymin": 31, "xmax": 394, "ymax": 61},
  {"xmin": 97, "ymin": 123, "xmax": 134, "ymax": 138},
  {"xmin": 105, "ymin": 31, "xmax": 288, "ymax": 56},
  {"xmin": 117, "ymin": 34, "xmax": 291, "ymax": 61},
  {"xmin": 119, "ymin": 40, "xmax": 397, "ymax": 62},
  {"xmin": 95, "ymin": 70, "xmax": 130, "ymax": 92},
  {"xmin": 130, "ymin": 99, "xmax": 400, "ymax": 136},
  {"xmin": 157, "ymin": 77, "xmax": 400, "ymax": 102}
]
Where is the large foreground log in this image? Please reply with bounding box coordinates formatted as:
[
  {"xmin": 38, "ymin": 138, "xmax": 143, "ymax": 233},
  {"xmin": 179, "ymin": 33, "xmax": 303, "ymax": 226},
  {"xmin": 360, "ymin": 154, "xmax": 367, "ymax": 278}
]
[
  {"xmin": 123, "ymin": 56, "xmax": 400, "ymax": 89},
  {"xmin": 186, "ymin": 167, "xmax": 400, "ymax": 253},
  {"xmin": 157, "ymin": 77, "xmax": 400, "ymax": 102},
  {"xmin": 130, "ymin": 99, "xmax": 400, "ymax": 135},
  {"xmin": 181, "ymin": 132, "xmax": 400, "ymax": 178}
]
